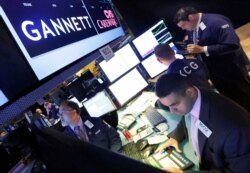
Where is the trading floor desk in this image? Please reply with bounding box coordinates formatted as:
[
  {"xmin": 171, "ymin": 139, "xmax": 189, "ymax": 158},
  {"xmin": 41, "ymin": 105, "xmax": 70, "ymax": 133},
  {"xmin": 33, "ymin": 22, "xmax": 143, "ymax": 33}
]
[{"xmin": 116, "ymin": 91, "xmax": 199, "ymax": 171}]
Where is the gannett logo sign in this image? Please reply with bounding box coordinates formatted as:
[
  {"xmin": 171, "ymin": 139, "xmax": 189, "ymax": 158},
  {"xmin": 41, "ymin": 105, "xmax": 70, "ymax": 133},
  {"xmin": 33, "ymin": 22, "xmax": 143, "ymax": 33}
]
[
  {"xmin": 1, "ymin": 1, "xmax": 120, "ymax": 57},
  {"xmin": 21, "ymin": 16, "xmax": 92, "ymax": 41}
]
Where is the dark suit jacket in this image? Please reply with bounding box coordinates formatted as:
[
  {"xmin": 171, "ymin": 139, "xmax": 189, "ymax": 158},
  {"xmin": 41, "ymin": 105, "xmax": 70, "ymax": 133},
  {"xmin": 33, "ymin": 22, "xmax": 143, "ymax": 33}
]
[
  {"xmin": 186, "ymin": 13, "xmax": 249, "ymax": 83},
  {"xmin": 169, "ymin": 89, "xmax": 250, "ymax": 173},
  {"xmin": 64, "ymin": 116, "xmax": 121, "ymax": 152},
  {"xmin": 167, "ymin": 59, "xmax": 211, "ymax": 91}
]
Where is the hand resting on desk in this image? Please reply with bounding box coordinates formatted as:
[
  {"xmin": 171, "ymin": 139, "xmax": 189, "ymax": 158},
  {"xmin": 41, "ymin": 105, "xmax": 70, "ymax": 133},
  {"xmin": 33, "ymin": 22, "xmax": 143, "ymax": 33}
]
[{"xmin": 155, "ymin": 138, "xmax": 181, "ymax": 153}]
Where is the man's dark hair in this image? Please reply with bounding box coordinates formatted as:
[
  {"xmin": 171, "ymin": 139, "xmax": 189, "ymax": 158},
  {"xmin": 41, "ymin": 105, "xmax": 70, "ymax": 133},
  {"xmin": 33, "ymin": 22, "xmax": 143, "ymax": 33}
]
[
  {"xmin": 60, "ymin": 100, "xmax": 81, "ymax": 114},
  {"xmin": 155, "ymin": 74, "xmax": 192, "ymax": 98},
  {"xmin": 154, "ymin": 44, "xmax": 175, "ymax": 60},
  {"xmin": 173, "ymin": 7, "xmax": 198, "ymax": 24}
]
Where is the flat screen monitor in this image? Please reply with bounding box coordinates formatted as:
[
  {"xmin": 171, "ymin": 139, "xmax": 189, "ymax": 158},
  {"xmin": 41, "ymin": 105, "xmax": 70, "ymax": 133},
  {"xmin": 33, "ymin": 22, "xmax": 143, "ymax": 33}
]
[
  {"xmin": 0, "ymin": 1, "xmax": 124, "ymax": 80},
  {"xmin": 109, "ymin": 68, "xmax": 148, "ymax": 106},
  {"xmin": 68, "ymin": 97, "xmax": 83, "ymax": 108},
  {"xmin": 132, "ymin": 20, "xmax": 172, "ymax": 58},
  {"xmin": 82, "ymin": 90, "xmax": 116, "ymax": 117},
  {"xmin": 99, "ymin": 44, "xmax": 140, "ymax": 82},
  {"xmin": 67, "ymin": 77, "xmax": 87, "ymax": 102},
  {"xmin": 141, "ymin": 42, "xmax": 184, "ymax": 78},
  {"xmin": 141, "ymin": 54, "xmax": 168, "ymax": 78}
]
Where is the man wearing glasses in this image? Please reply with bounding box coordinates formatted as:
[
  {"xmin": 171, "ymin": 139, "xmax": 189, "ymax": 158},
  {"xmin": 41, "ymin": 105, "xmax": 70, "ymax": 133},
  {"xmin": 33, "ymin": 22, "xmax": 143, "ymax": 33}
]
[{"xmin": 58, "ymin": 100, "xmax": 121, "ymax": 152}]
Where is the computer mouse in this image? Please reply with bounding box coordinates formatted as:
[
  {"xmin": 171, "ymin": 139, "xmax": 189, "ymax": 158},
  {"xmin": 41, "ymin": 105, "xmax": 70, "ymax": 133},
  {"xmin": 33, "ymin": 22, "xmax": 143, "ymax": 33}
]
[
  {"xmin": 137, "ymin": 139, "xmax": 148, "ymax": 151},
  {"xmin": 142, "ymin": 146, "xmax": 154, "ymax": 158}
]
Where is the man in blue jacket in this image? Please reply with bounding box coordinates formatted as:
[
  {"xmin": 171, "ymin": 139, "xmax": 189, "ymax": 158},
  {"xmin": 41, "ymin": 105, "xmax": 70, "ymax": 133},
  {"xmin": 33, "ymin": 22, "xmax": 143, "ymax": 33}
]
[
  {"xmin": 155, "ymin": 74, "xmax": 250, "ymax": 173},
  {"xmin": 59, "ymin": 100, "xmax": 121, "ymax": 152},
  {"xmin": 154, "ymin": 43, "xmax": 212, "ymax": 91},
  {"xmin": 173, "ymin": 7, "xmax": 250, "ymax": 111}
]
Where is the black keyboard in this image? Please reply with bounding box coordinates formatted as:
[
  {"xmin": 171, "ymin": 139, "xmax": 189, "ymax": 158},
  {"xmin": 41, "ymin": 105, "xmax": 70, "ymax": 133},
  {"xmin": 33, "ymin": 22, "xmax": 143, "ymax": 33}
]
[
  {"xmin": 144, "ymin": 148, "xmax": 194, "ymax": 170},
  {"xmin": 145, "ymin": 106, "xmax": 166, "ymax": 127}
]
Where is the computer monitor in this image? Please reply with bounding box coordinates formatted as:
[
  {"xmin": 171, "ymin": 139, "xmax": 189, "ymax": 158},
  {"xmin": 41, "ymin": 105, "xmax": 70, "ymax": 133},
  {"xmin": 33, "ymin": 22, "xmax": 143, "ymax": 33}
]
[
  {"xmin": 82, "ymin": 90, "xmax": 116, "ymax": 117},
  {"xmin": 34, "ymin": 127, "xmax": 165, "ymax": 173},
  {"xmin": 141, "ymin": 42, "xmax": 184, "ymax": 78},
  {"xmin": 109, "ymin": 68, "xmax": 148, "ymax": 106},
  {"xmin": 67, "ymin": 78, "xmax": 87, "ymax": 102},
  {"xmin": 67, "ymin": 71, "xmax": 95, "ymax": 102},
  {"xmin": 141, "ymin": 54, "xmax": 168, "ymax": 78},
  {"xmin": 132, "ymin": 20, "xmax": 172, "ymax": 58},
  {"xmin": 99, "ymin": 44, "xmax": 140, "ymax": 82},
  {"xmin": 25, "ymin": 112, "xmax": 49, "ymax": 129},
  {"xmin": 68, "ymin": 97, "xmax": 83, "ymax": 108}
]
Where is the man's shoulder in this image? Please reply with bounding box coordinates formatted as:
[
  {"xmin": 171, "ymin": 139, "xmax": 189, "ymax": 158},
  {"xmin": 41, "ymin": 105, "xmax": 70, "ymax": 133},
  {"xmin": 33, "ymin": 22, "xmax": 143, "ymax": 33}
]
[
  {"xmin": 201, "ymin": 89, "xmax": 249, "ymax": 117},
  {"xmin": 82, "ymin": 116, "xmax": 103, "ymax": 125},
  {"xmin": 168, "ymin": 59, "xmax": 184, "ymax": 70},
  {"xmin": 203, "ymin": 13, "xmax": 232, "ymax": 27},
  {"xmin": 168, "ymin": 59, "xmax": 202, "ymax": 70}
]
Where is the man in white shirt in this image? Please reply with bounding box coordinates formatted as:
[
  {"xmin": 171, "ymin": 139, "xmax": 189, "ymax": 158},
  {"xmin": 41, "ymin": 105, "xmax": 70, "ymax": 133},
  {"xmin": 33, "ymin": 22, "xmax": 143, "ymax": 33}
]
[{"xmin": 155, "ymin": 73, "xmax": 250, "ymax": 173}]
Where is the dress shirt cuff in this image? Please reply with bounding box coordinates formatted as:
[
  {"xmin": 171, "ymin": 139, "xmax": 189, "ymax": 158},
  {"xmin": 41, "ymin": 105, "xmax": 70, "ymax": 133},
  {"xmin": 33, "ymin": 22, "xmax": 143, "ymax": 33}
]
[{"xmin": 203, "ymin": 46, "xmax": 209, "ymax": 56}]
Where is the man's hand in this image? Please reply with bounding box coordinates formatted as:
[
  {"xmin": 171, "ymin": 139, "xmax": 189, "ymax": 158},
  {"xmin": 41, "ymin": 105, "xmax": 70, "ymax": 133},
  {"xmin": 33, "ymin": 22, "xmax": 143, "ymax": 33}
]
[
  {"xmin": 187, "ymin": 44, "xmax": 204, "ymax": 54},
  {"xmin": 155, "ymin": 138, "xmax": 181, "ymax": 153},
  {"xmin": 162, "ymin": 166, "xmax": 183, "ymax": 173}
]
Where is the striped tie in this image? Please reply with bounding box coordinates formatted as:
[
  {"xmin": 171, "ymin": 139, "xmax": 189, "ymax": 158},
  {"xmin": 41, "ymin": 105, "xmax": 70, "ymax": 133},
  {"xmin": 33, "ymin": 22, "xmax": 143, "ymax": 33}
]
[
  {"xmin": 193, "ymin": 29, "xmax": 202, "ymax": 61},
  {"xmin": 193, "ymin": 29, "xmax": 198, "ymax": 44},
  {"xmin": 74, "ymin": 125, "xmax": 89, "ymax": 142}
]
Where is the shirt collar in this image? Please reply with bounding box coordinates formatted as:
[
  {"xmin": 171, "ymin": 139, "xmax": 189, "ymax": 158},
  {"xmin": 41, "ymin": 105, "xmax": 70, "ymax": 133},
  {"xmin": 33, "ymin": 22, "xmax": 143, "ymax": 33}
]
[
  {"xmin": 190, "ymin": 87, "xmax": 201, "ymax": 119},
  {"xmin": 195, "ymin": 13, "xmax": 202, "ymax": 31},
  {"xmin": 70, "ymin": 117, "xmax": 84, "ymax": 131}
]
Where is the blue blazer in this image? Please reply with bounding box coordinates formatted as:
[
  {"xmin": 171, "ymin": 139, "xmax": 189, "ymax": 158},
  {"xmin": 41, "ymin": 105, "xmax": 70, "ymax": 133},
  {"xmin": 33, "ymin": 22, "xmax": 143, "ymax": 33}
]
[
  {"xmin": 169, "ymin": 89, "xmax": 250, "ymax": 172},
  {"xmin": 167, "ymin": 59, "xmax": 211, "ymax": 90},
  {"xmin": 64, "ymin": 117, "xmax": 121, "ymax": 152},
  {"xmin": 186, "ymin": 13, "xmax": 249, "ymax": 82}
]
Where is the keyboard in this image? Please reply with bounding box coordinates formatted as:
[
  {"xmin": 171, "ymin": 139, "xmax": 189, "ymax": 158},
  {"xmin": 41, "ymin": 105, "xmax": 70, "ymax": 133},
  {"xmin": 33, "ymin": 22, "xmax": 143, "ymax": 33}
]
[
  {"xmin": 145, "ymin": 106, "xmax": 166, "ymax": 127},
  {"xmin": 144, "ymin": 148, "xmax": 194, "ymax": 170}
]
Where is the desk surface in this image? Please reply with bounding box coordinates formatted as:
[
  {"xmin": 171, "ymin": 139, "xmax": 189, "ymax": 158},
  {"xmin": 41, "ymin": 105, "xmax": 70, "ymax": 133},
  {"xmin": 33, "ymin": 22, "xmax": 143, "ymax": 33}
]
[{"xmin": 117, "ymin": 91, "xmax": 199, "ymax": 170}]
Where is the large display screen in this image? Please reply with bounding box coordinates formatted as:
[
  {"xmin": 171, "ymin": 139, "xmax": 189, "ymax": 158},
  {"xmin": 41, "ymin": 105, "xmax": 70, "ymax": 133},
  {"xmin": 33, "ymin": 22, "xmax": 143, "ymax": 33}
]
[
  {"xmin": 109, "ymin": 68, "xmax": 148, "ymax": 105},
  {"xmin": 132, "ymin": 20, "xmax": 172, "ymax": 58},
  {"xmin": 82, "ymin": 90, "xmax": 116, "ymax": 117},
  {"xmin": 99, "ymin": 44, "xmax": 140, "ymax": 82},
  {"xmin": 0, "ymin": 0, "xmax": 124, "ymax": 108},
  {"xmin": 0, "ymin": 0, "xmax": 124, "ymax": 80}
]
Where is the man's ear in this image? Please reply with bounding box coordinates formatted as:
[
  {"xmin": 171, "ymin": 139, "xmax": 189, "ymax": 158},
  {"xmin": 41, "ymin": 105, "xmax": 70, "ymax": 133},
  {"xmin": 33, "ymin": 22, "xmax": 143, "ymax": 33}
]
[
  {"xmin": 185, "ymin": 87, "xmax": 195, "ymax": 97},
  {"xmin": 188, "ymin": 14, "xmax": 195, "ymax": 21},
  {"xmin": 72, "ymin": 109, "xmax": 77, "ymax": 115},
  {"xmin": 157, "ymin": 58, "xmax": 163, "ymax": 64}
]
